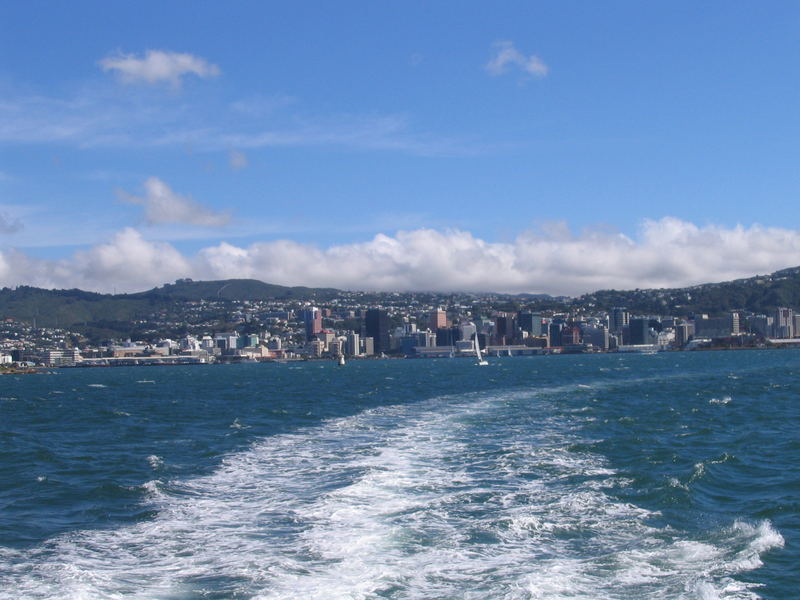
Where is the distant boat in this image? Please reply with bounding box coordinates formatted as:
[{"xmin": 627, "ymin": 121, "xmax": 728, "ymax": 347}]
[
  {"xmin": 475, "ymin": 338, "xmax": 488, "ymax": 366},
  {"xmin": 337, "ymin": 354, "xmax": 346, "ymax": 366}
]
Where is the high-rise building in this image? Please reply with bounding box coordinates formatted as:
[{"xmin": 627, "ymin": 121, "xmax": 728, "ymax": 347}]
[
  {"xmin": 363, "ymin": 336, "xmax": 375, "ymax": 356},
  {"xmin": 345, "ymin": 332, "xmax": 361, "ymax": 356},
  {"xmin": 519, "ymin": 312, "xmax": 545, "ymax": 336},
  {"xmin": 494, "ymin": 313, "xmax": 517, "ymax": 345},
  {"xmin": 518, "ymin": 312, "xmax": 535, "ymax": 334},
  {"xmin": 562, "ymin": 325, "xmax": 581, "ymax": 345},
  {"xmin": 675, "ymin": 322, "xmax": 692, "ymax": 346},
  {"xmin": 429, "ymin": 309, "xmax": 447, "ymax": 331},
  {"xmin": 774, "ymin": 307, "xmax": 794, "ymax": 338},
  {"xmin": 301, "ymin": 307, "xmax": 322, "ymax": 341},
  {"xmin": 548, "ymin": 322, "xmax": 563, "ymax": 347},
  {"xmin": 366, "ymin": 309, "xmax": 391, "ymax": 354},
  {"xmin": 609, "ymin": 307, "xmax": 630, "ymax": 333},
  {"xmin": 729, "ymin": 312, "xmax": 740, "ymax": 336},
  {"xmin": 629, "ymin": 318, "xmax": 650, "ymax": 345},
  {"xmin": 582, "ymin": 326, "xmax": 609, "ymax": 350}
]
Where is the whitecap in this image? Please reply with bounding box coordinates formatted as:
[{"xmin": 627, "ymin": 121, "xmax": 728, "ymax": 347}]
[
  {"xmin": 710, "ymin": 396, "xmax": 732, "ymax": 405},
  {"xmin": 0, "ymin": 389, "xmax": 782, "ymax": 600}
]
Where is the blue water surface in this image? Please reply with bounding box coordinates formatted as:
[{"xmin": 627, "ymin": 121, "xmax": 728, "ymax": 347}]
[{"xmin": 0, "ymin": 350, "xmax": 797, "ymax": 599}]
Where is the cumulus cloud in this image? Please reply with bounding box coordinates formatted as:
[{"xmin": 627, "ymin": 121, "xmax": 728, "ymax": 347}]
[
  {"xmin": 98, "ymin": 50, "xmax": 220, "ymax": 87},
  {"xmin": 229, "ymin": 150, "xmax": 248, "ymax": 171},
  {"xmin": 0, "ymin": 228, "xmax": 190, "ymax": 292},
  {"xmin": 1, "ymin": 218, "xmax": 800, "ymax": 295},
  {"xmin": 486, "ymin": 40, "xmax": 548, "ymax": 78},
  {"xmin": 120, "ymin": 177, "xmax": 231, "ymax": 227},
  {"xmin": 0, "ymin": 212, "xmax": 23, "ymax": 234}
]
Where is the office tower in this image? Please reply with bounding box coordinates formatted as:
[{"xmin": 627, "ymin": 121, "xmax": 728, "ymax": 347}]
[
  {"xmin": 346, "ymin": 332, "xmax": 361, "ymax": 356},
  {"xmin": 494, "ymin": 313, "xmax": 517, "ymax": 345},
  {"xmin": 518, "ymin": 312, "xmax": 535, "ymax": 334},
  {"xmin": 609, "ymin": 307, "xmax": 630, "ymax": 333},
  {"xmin": 548, "ymin": 322, "xmax": 563, "ymax": 347},
  {"xmin": 517, "ymin": 312, "xmax": 544, "ymax": 336},
  {"xmin": 366, "ymin": 309, "xmax": 391, "ymax": 354},
  {"xmin": 301, "ymin": 307, "xmax": 322, "ymax": 341},
  {"xmin": 729, "ymin": 312, "xmax": 740, "ymax": 335},
  {"xmin": 629, "ymin": 318, "xmax": 650, "ymax": 345},
  {"xmin": 583, "ymin": 326, "xmax": 610, "ymax": 350},
  {"xmin": 675, "ymin": 322, "xmax": 692, "ymax": 346},
  {"xmin": 429, "ymin": 309, "xmax": 447, "ymax": 331},
  {"xmin": 775, "ymin": 307, "xmax": 794, "ymax": 338}
]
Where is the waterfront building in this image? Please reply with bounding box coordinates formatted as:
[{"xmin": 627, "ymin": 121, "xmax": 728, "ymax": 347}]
[
  {"xmin": 774, "ymin": 307, "xmax": 794, "ymax": 338},
  {"xmin": 494, "ymin": 313, "xmax": 517, "ymax": 345},
  {"xmin": 548, "ymin": 322, "xmax": 563, "ymax": 347},
  {"xmin": 366, "ymin": 309, "xmax": 391, "ymax": 354},
  {"xmin": 301, "ymin": 307, "xmax": 323, "ymax": 341},
  {"xmin": 519, "ymin": 312, "xmax": 545, "ymax": 336},
  {"xmin": 609, "ymin": 307, "xmax": 630, "ymax": 333},
  {"xmin": 582, "ymin": 326, "xmax": 610, "ymax": 350},
  {"xmin": 429, "ymin": 309, "xmax": 447, "ymax": 332},
  {"xmin": 629, "ymin": 318, "xmax": 650, "ymax": 345},
  {"xmin": 675, "ymin": 322, "xmax": 693, "ymax": 346},
  {"xmin": 363, "ymin": 336, "xmax": 375, "ymax": 356},
  {"xmin": 345, "ymin": 332, "xmax": 360, "ymax": 356}
]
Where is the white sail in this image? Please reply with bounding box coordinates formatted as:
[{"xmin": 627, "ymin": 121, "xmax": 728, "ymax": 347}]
[{"xmin": 475, "ymin": 337, "xmax": 488, "ymax": 366}]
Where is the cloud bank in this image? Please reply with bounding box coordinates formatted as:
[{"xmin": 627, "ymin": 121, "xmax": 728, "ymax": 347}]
[
  {"xmin": 119, "ymin": 177, "xmax": 231, "ymax": 227},
  {"xmin": 2, "ymin": 218, "xmax": 800, "ymax": 296},
  {"xmin": 486, "ymin": 41, "xmax": 548, "ymax": 78},
  {"xmin": 99, "ymin": 50, "xmax": 220, "ymax": 87}
]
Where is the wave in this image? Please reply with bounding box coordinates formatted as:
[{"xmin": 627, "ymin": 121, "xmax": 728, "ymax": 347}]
[{"xmin": 0, "ymin": 388, "xmax": 783, "ymax": 599}]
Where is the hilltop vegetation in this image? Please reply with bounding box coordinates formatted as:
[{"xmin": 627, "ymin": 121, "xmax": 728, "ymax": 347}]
[
  {"xmin": 135, "ymin": 279, "xmax": 341, "ymax": 302},
  {"xmin": 578, "ymin": 267, "xmax": 800, "ymax": 316}
]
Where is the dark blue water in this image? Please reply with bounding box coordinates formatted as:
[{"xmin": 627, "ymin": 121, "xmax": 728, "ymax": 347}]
[{"xmin": 0, "ymin": 351, "xmax": 796, "ymax": 599}]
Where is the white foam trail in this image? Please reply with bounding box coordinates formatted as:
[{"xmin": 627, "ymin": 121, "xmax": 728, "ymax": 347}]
[
  {"xmin": 0, "ymin": 389, "xmax": 783, "ymax": 600},
  {"xmin": 709, "ymin": 396, "xmax": 733, "ymax": 405}
]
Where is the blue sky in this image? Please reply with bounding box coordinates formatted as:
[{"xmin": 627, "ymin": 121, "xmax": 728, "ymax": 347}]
[{"xmin": 2, "ymin": 2, "xmax": 800, "ymax": 294}]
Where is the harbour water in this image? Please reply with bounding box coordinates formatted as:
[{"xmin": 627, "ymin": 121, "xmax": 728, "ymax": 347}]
[{"xmin": 0, "ymin": 350, "xmax": 797, "ymax": 599}]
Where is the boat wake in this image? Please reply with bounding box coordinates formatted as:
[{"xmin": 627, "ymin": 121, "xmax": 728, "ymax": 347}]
[{"xmin": 0, "ymin": 388, "xmax": 783, "ymax": 599}]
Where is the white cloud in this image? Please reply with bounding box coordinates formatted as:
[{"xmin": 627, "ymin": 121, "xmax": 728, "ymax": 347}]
[
  {"xmin": 98, "ymin": 50, "xmax": 220, "ymax": 87},
  {"xmin": 229, "ymin": 150, "xmax": 249, "ymax": 171},
  {"xmin": 0, "ymin": 229, "xmax": 190, "ymax": 292},
  {"xmin": 120, "ymin": 177, "xmax": 231, "ymax": 227},
  {"xmin": 1, "ymin": 218, "xmax": 800, "ymax": 295},
  {"xmin": 486, "ymin": 41, "xmax": 548, "ymax": 78}
]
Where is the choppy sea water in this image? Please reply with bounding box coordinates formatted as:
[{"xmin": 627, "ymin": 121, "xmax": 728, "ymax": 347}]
[{"xmin": 0, "ymin": 350, "xmax": 797, "ymax": 599}]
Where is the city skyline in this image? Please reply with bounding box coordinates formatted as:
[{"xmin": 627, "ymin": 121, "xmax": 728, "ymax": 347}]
[{"xmin": 3, "ymin": 2, "xmax": 800, "ymax": 294}]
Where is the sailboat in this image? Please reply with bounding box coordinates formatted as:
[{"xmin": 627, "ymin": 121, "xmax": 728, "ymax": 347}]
[
  {"xmin": 337, "ymin": 354, "xmax": 346, "ymax": 366},
  {"xmin": 475, "ymin": 337, "xmax": 488, "ymax": 366}
]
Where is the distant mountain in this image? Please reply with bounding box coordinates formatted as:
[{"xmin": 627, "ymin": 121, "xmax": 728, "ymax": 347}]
[{"xmin": 134, "ymin": 278, "xmax": 341, "ymax": 301}]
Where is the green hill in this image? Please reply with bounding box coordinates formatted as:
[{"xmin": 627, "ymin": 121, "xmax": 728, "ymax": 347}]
[
  {"xmin": 135, "ymin": 278, "xmax": 341, "ymax": 301},
  {"xmin": 577, "ymin": 266, "xmax": 800, "ymax": 316}
]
